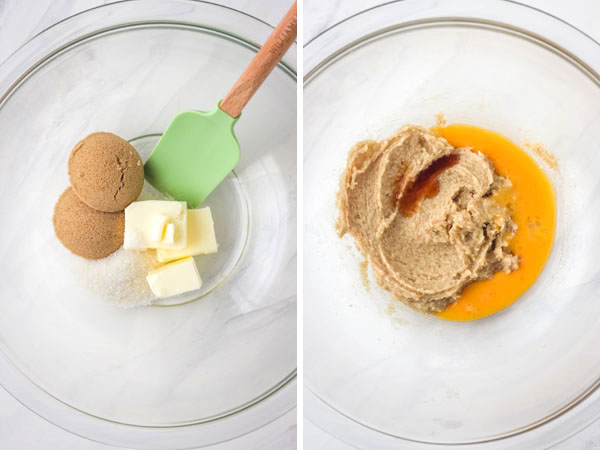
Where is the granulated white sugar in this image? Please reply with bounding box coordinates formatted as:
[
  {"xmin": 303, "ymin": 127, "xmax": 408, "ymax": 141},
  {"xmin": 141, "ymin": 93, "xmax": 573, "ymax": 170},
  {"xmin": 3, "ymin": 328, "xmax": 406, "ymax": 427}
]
[
  {"xmin": 72, "ymin": 184, "xmax": 169, "ymax": 308},
  {"xmin": 75, "ymin": 247, "xmax": 160, "ymax": 308}
]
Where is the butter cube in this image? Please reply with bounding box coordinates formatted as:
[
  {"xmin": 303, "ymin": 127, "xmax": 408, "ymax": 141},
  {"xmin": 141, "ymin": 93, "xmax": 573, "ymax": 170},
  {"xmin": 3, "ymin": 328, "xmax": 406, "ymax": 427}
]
[
  {"xmin": 146, "ymin": 257, "xmax": 202, "ymax": 298},
  {"xmin": 150, "ymin": 215, "xmax": 169, "ymax": 242},
  {"xmin": 124, "ymin": 201, "xmax": 187, "ymax": 249},
  {"xmin": 157, "ymin": 207, "xmax": 218, "ymax": 263},
  {"xmin": 163, "ymin": 223, "xmax": 175, "ymax": 244}
]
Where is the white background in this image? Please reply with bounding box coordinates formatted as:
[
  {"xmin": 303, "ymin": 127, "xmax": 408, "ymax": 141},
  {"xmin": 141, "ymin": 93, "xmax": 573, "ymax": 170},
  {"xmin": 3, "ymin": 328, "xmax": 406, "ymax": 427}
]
[
  {"xmin": 1, "ymin": 0, "xmax": 599, "ymax": 449},
  {"xmin": 303, "ymin": 0, "xmax": 600, "ymax": 449}
]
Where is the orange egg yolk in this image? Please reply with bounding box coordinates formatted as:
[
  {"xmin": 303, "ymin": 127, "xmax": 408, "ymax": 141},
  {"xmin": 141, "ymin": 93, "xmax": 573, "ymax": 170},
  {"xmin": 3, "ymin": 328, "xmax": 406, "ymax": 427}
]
[{"xmin": 431, "ymin": 124, "xmax": 556, "ymax": 321}]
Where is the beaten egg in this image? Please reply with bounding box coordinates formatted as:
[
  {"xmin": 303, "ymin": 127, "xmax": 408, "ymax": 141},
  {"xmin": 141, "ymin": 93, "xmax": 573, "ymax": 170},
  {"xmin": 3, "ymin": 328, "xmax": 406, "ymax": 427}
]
[{"xmin": 432, "ymin": 124, "xmax": 556, "ymax": 321}]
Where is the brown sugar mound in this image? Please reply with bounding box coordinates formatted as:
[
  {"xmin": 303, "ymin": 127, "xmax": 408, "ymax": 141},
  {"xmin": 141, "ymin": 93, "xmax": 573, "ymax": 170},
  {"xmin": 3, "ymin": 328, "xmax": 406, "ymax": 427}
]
[
  {"xmin": 69, "ymin": 132, "xmax": 144, "ymax": 212},
  {"xmin": 53, "ymin": 187, "xmax": 124, "ymax": 260}
]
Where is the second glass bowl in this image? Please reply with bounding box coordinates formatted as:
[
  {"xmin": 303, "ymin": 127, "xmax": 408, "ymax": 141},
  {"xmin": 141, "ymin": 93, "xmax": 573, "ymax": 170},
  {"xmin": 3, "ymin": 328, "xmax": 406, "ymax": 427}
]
[{"xmin": 304, "ymin": 0, "xmax": 600, "ymax": 448}]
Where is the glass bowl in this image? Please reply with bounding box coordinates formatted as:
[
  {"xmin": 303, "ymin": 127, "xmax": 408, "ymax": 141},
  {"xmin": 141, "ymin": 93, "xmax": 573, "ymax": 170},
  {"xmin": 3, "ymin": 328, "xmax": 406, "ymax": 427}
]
[
  {"xmin": 304, "ymin": 0, "xmax": 600, "ymax": 448},
  {"xmin": 0, "ymin": 1, "xmax": 296, "ymax": 448}
]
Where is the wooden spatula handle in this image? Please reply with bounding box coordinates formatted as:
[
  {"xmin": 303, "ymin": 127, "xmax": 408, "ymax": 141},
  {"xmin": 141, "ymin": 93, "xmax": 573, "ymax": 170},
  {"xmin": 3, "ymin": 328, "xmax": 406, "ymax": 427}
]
[{"xmin": 220, "ymin": 2, "xmax": 297, "ymax": 118}]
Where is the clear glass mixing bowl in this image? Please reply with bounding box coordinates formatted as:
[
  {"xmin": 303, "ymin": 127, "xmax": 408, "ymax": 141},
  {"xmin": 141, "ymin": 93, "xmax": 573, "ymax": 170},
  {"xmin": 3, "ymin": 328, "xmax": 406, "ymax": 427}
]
[
  {"xmin": 0, "ymin": 1, "xmax": 296, "ymax": 448},
  {"xmin": 304, "ymin": 0, "xmax": 600, "ymax": 448}
]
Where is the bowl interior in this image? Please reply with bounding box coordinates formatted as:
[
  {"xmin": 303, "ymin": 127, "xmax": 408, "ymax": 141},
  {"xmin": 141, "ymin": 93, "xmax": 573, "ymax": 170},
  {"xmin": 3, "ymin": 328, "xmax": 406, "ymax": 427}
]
[
  {"xmin": 0, "ymin": 23, "xmax": 296, "ymax": 426},
  {"xmin": 304, "ymin": 21, "xmax": 600, "ymax": 443}
]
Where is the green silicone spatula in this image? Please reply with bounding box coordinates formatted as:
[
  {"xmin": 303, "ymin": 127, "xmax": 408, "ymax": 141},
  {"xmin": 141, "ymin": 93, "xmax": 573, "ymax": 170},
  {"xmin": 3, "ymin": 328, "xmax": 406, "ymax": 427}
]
[{"xmin": 144, "ymin": 2, "xmax": 297, "ymax": 208}]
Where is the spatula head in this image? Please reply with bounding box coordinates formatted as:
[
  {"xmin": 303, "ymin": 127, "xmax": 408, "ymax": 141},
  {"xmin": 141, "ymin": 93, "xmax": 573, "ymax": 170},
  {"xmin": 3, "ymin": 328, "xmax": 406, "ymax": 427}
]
[{"xmin": 144, "ymin": 106, "xmax": 240, "ymax": 208}]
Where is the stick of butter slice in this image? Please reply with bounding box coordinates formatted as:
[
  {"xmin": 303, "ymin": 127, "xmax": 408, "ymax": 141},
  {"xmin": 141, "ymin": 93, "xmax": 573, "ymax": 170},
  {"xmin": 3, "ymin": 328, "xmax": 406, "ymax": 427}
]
[
  {"xmin": 146, "ymin": 257, "xmax": 202, "ymax": 298},
  {"xmin": 124, "ymin": 201, "xmax": 187, "ymax": 249},
  {"xmin": 157, "ymin": 207, "xmax": 218, "ymax": 263}
]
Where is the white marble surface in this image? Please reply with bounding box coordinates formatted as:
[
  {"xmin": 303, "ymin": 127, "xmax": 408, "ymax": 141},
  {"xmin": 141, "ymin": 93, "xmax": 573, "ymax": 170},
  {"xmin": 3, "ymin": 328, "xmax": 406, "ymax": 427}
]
[
  {"xmin": 0, "ymin": 1, "xmax": 295, "ymax": 449},
  {"xmin": 303, "ymin": 0, "xmax": 600, "ymax": 449}
]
